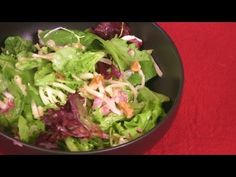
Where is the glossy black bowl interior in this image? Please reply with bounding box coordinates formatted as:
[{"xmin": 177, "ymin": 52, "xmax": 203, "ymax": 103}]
[{"xmin": 0, "ymin": 22, "xmax": 184, "ymax": 154}]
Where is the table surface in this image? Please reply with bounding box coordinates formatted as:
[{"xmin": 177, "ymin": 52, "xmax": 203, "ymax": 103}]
[
  {"xmin": 1, "ymin": 22, "xmax": 236, "ymax": 155},
  {"xmin": 145, "ymin": 22, "xmax": 236, "ymax": 154}
]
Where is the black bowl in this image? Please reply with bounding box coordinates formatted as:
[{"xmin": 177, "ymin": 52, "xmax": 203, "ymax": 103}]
[{"xmin": 0, "ymin": 22, "xmax": 184, "ymax": 155}]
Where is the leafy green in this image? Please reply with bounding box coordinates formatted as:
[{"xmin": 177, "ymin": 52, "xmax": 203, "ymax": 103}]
[
  {"xmin": 52, "ymin": 47, "xmax": 80, "ymax": 71},
  {"xmin": 34, "ymin": 63, "xmax": 56, "ymax": 86},
  {"xmin": 18, "ymin": 116, "xmax": 30, "ymax": 142},
  {"xmin": 128, "ymin": 73, "xmax": 142, "ymax": 86},
  {"xmin": 111, "ymin": 87, "xmax": 169, "ymax": 140},
  {"xmin": 139, "ymin": 60, "xmax": 157, "ymax": 81},
  {"xmin": 0, "ymin": 115, "xmax": 9, "ymax": 130},
  {"xmin": 18, "ymin": 70, "xmax": 35, "ymax": 85},
  {"xmin": 100, "ymin": 114, "xmax": 124, "ymax": 131},
  {"xmin": 102, "ymin": 38, "xmax": 132, "ymax": 70},
  {"xmin": 130, "ymin": 101, "xmax": 145, "ymax": 115},
  {"xmin": 0, "ymin": 53, "xmax": 16, "ymax": 64},
  {"xmin": 18, "ymin": 116, "xmax": 45, "ymax": 143},
  {"xmin": 64, "ymin": 136, "xmax": 109, "ymax": 152},
  {"xmin": 136, "ymin": 86, "xmax": 169, "ymax": 132},
  {"xmin": 0, "ymin": 73, "xmax": 8, "ymax": 93},
  {"xmin": 28, "ymin": 120, "xmax": 45, "ymax": 141},
  {"xmin": 22, "ymin": 104, "xmax": 34, "ymax": 121},
  {"xmin": 39, "ymin": 29, "xmax": 84, "ymax": 46},
  {"xmin": 153, "ymin": 92, "xmax": 170, "ymax": 103},
  {"xmin": 3, "ymin": 36, "xmax": 36, "ymax": 56},
  {"xmin": 114, "ymin": 122, "xmax": 126, "ymax": 135},
  {"xmin": 91, "ymin": 110, "xmax": 125, "ymax": 131},
  {"xmin": 91, "ymin": 109, "xmax": 103, "ymax": 123},
  {"xmin": 66, "ymin": 51, "xmax": 105, "ymax": 74},
  {"xmin": 0, "ymin": 55, "xmax": 16, "ymax": 79},
  {"xmin": 80, "ymin": 32, "xmax": 103, "ymax": 51},
  {"xmin": 65, "ymin": 137, "xmax": 80, "ymax": 151},
  {"xmin": 0, "ymin": 27, "xmax": 170, "ymax": 152},
  {"xmin": 52, "ymin": 47, "xmax": 105, "ymax": 75},
  {"xmin": 56, "ymin": 78, "xmax": 83, "ymax": 90},
  {"xmin": 98, "ymin": 38, "xmax": 157, "ymax": 81},
  {"xmin": 123, "ymin": 111, "xmax": 152, "ymax": 138},
  {"xmin": 15, "ymin": 58, "xmax": 48, "ymax": 70},
  {"xmin": 137, "ymin": 86, "xmax": 170, "ymax": 104},
  {"xmin": 27, "ymin": 84, "xmax": 43, "ymax": 106}
]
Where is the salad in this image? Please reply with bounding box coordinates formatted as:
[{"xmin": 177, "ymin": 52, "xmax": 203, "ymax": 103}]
[{"xmin": 0, "ymin": 22, "xmax": 170, "ymax": 152}]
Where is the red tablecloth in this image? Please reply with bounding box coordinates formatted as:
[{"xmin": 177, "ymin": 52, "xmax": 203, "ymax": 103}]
[
  {"xmin": 1, "ymin": 23, "xmax": 236, "ymax": 155},
  {"xmin": 145, "ymin": 22, "xmax": 236, "ymax": 154}
]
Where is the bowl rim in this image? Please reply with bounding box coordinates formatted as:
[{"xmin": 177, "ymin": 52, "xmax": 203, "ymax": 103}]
[{"xmin": 0, "ymin": 22, "xmax": 184, "ymax": 154}]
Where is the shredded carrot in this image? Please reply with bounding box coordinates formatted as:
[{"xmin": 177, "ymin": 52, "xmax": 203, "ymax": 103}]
[
  {"xmin": 117, "ymin": 101, "xmax": 134, "ymax": 119},
  {"xmin": 130, "ymin": 60, "xmax": 141, "ymax": 72},
  {"xmin": 89, "ymin": 74, "xmax": 104, "ymax": 90}
]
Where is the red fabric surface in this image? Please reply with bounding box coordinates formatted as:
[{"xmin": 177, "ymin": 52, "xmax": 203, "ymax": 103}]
[
  {"xmin": 145, "ymin": 22, "xmax": 236, "ymax": 154},
  {"xmin": 1, "ymin": 23, "xmax": 236, "ymax": 154}
]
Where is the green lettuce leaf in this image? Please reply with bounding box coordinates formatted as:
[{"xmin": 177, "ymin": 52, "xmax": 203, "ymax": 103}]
[
  {"xmin": 64, "ymin": 136, "xmax": 109, "ymax": 152},
  {"xmin": 111, "ymin": 87, "xmax": 169, "ymax": 140},
  {"xmin": 137, "ymin": 86, "xmax": 170, "ymax": 104},
  {"xmin": 3, "ymin": 36, "xmax": 36, "ymax": 56},
  {"xmin": 123, "ymin": 111, "xmax": 152, "ymax": 138},
  {"xmin": 52, "ymin": 47, "xmax": 80, "ymax": 71},
  {"xmin": 99, "ymin": 114, "xmax": 124, "ymax": 131},
  {"xmin": 52, "ymin": 47, "xmax": 105, "ymax": 75},
  {"xmin": 34, "ymin": 63, "xmax": 56, "ymax": 86},
  {"xmin": 0, "ymin": 53, "xmax": 16, "ymax": 64},
  {"xmin": 0, "ymin": 73, "xmax": 8, "ymax": 93},
  {"xmin": 15, "ymin": 58, "xmax": 48, "ymax": 71},
  {"xmin": 128, "ymin": 73, "xmax": 142, "ymax": 86},
  {"xmin": 92, "ymin": 110, "xmax": 125, "ymax": 131},
  {"xmin": 18, "ymin": 116, "xmax": 45, "ymax": 143},
  {"xmin": 99, "ymin": 38, "xmax": 157, "ymax": 81},
  {"xmin": 18, "ymin": 116, "xmax": 30, "ymax": 142},
  {"xmin": 139, "ymin": 60, "xmax": 157, "ymax": 81},
  {"xmin": 65, "ymin": 51, "xmax": 105, "ymax": 75}
]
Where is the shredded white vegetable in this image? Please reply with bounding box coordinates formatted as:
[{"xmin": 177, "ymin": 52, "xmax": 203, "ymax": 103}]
[
  {"xmin": 38, "ymin": 30, "xmax": 44, "ymax": 45},
  {"xmin": 105, "ymin": 83, "xmax": 126, "ymax": 97},
  {"xmin": 51, "ymin": 82, "xmax": 75, "ymax": 93},
  {"xmin": 14, "ymin": 75, "xmax": 27, "ymax": 96},
  {"xmin": 32, "ymin": 53, "xmax": 54, "ymax": 60},
  {"xmin": 150, "ymin": 56, "xmax": 163, "ymax": 77},
  {"xmin": 83, "ymin": 84, "xmax": 122, "ymax": 115},
  {"xmin": 122, "ymin": 70, "xmax": 133, "ymax": 80},
  {"xmin": 39, "ymin": 86, "xmax": 67, "ymax": 106},
  {"xmin": 79, "ymin": 73, "xmax": 94, "ymax": 80},
  {"xmin": 106, "ymin": 80, "xmax": 138, "ymax": 100},
  {"xmin": 37, "ymin": 106, "xmax": 44, "ymax": 117},
  {"xmin": 83, "ymin": 85, "xmax": 104, "ymax": 99},
  {"xmin": 72, "ymin": 74, "xmax": 82, "ymax": 82},
  {"xmin": 103, "ymin": 97, "xmax": 122, "ymax": 115},
  {"xmin": 31, "ymin": 101, "xmax": 40, "ymax": 119},
  {"xmin": 39, "ymin": 87, "xmax": 50, "ymax": 105},
  {"xmin": 138, "ymin": 69, "xmax": 145, "ymax": 88},
  {"xmin": 3, "ymin": 91, "xmax": 14, "ymax": 100},
  {"xmin": 99, "ymin": 58, "xmax": 112, "ymax": 65},
  {"xmin": 121, "ymin": 35, "xmax": 142, "ymax": 43},
  {"xmin": 82, "ymin": 97, "xmax": 87, "ymax": 107},
  {"xmin": 0, "ymin": 100, "xmax": 7, "ymax": 110}
]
